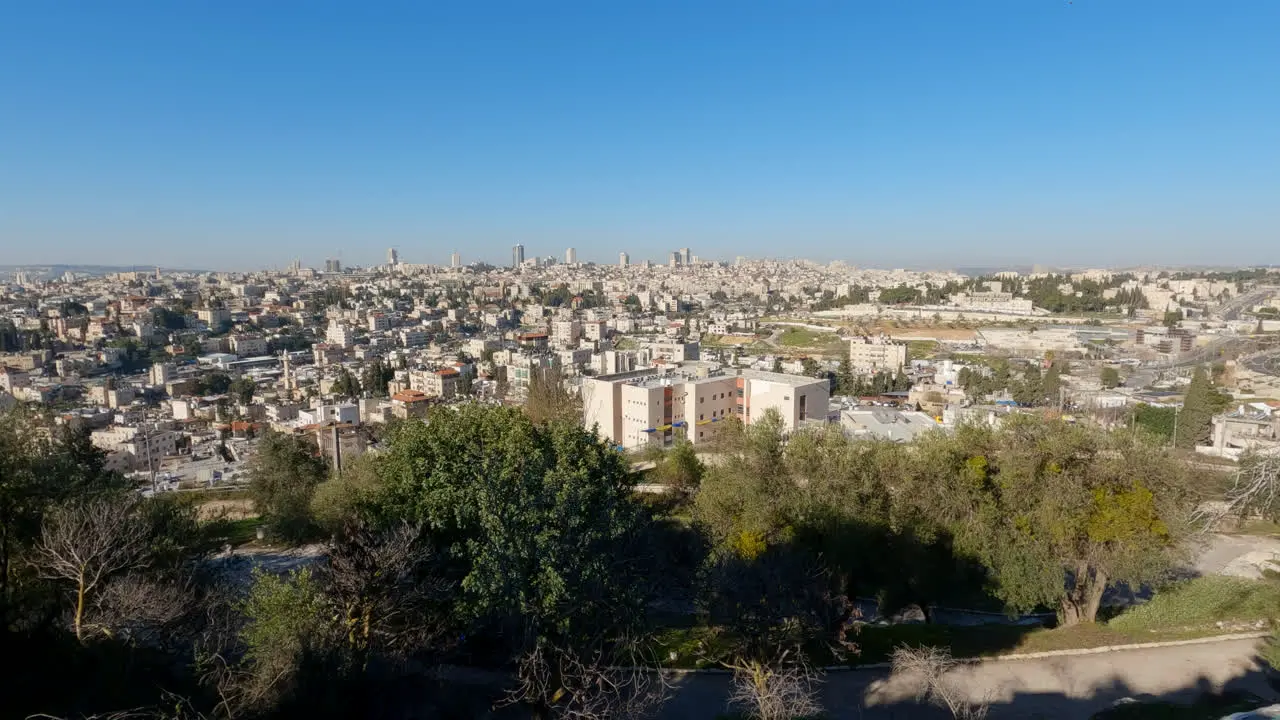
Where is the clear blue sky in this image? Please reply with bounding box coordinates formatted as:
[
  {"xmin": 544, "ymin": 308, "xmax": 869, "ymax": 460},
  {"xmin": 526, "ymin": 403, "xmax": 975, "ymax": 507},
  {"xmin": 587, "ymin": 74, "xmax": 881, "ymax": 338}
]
[{"xmin": 2, "ymin": 1, "xmax": 1278, "ymax": 270}]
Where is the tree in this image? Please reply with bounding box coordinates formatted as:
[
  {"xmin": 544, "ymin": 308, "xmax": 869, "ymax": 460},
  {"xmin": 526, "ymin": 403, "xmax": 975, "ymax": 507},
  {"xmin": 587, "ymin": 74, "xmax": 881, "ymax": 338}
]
[
  {"xmin": 320, "ymin": 521, "xmax": 454, "ymax": 664},
  {"xmin": 836, "ymin": 347, "xmax": 855, "ymax": 396},
  {"xmin": 0, "ymin": 412, "xmax": 124, "ymax": 618},
  {"xmin": 1163, "ymin": 309, "xmax": 1184, "ymax": 327},
  {"xmin": 32, "ymin": 494, "xmax": 149, "ymax": 641},
  {"xmin": 229, "ymin": 376, "xmax": 257, "ymax": 405},
  {"xmin": 524, "ymin": 366, "xmax": 581, "ymax": 426},
  {"xmin": 360, "ymin": 360, "xmax": 393, "ymax": 398},
  {"xmin": 373, "ymin": 406, "xmax": 653, "ymax": 667},
  {"xmin": 196, "ymin": 371, "xmax": 232, "ymax": 396},
  {"xmin": 895, "ymin": 417, "xmax": 1196, "ymax": 625},
  {"xmin": 238, "ymin": 567, "xmax": 335, "ymax": 711},
  {"xmin": 1041, "ymin": 361, "xmax": 1062, "ymax": 406},
  {"xmin": 800, "ymin": 357, "xmax": 821, "ymax": 378},
  {"xmin": 771, "ymin": 356, "xmax": 783, "ymax": 373},
  {"xmin": 331, "ymin": 368, "xmax": 362, "ymax": 400},
  {"xmin": 1175, "ymin": 366, "xmax": 1230, "ymax": 450},
  {"xmin": 248, "ymin": 430, "xmax": 329, "ymax": 541},
  {"xmin": 1100, "ymin": 366, "xmax": 1121, "ymax": 389},
  {"xmin": 652, "ymin": 440, "xmax": 705, "ymax": 495}
]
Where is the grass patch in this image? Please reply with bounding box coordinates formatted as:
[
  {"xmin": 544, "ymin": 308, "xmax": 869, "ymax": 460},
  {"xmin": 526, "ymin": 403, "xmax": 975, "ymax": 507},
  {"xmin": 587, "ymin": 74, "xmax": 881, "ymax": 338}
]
[
  {"xmin": 203, "ymin": 516, "xmax": 262, "ymax": 547},
  {"xmin": 1108, "ymin": 576, "xmax": 1280, "ymax": 634},
  {"xmin": 778, "ymin": 327, "xmax": 833, "ymax": 347},
  {"xmin": 907, "ymin": 340, "xmax": 939, "ymax": 359}
]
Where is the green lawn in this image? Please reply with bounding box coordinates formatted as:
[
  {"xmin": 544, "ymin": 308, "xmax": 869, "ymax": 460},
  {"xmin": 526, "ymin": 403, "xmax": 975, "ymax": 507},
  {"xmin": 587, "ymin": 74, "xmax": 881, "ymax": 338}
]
[
  {"xmin": 907, "ymin": 340, "xmax": 939, "ymax": 359},
  {"xmin": 202, "ymin": 516, "xmax": 262, "ymax": 547},
  {"xmin": 1108, "ymin": 576, "xmax": 1280, "ymax": 634},
  {"xmin": 778, "ymin": 327, "xmax": 834, "ymax": 347}
]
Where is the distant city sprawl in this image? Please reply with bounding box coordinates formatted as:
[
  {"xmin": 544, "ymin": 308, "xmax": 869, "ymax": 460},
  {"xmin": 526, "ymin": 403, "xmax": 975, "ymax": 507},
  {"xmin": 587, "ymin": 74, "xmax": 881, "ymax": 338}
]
[{"xmin": 3, "ymin": 256, "xmax": 1280, "ymax": 719}]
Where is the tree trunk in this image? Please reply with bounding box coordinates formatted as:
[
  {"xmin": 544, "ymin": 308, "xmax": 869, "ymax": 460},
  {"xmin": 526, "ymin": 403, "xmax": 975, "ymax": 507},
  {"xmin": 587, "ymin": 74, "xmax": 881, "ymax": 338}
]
[
  {"xmin": 1060, "ymin": 563, "xmax": 1108, "ymax": 626},
  {"xmin": 74, "ymin": 574, "xmax": 86, "ymax": 642}
]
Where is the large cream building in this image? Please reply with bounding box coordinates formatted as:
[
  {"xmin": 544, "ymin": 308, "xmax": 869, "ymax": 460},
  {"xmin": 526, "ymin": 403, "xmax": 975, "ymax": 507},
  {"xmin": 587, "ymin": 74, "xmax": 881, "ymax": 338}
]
[
  {"xmin": 848, "ymin": 335, "xmax": 908, "ymax": 374},
  {"xmin": 582, "ymin": 363, "xmax": 830, "ymax": 449}
]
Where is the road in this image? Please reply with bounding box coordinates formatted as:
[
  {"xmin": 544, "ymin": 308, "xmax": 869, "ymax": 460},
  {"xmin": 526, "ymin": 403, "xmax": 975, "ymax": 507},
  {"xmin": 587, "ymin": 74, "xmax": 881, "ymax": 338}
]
[
  {"xmin": 658, "ymin": 637, "xmax": 1275, "ymax": 719},
  {"xmin": 1222, "ymin": 286, "xmax": 1280, "ymax": 322}
]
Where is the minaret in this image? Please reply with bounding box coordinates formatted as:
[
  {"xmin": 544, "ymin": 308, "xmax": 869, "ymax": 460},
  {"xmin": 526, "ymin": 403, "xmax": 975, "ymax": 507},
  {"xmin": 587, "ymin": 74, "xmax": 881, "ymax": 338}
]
[{"xmin": 281, "ymin": 351, "xmax": 295, "ymax": 401}]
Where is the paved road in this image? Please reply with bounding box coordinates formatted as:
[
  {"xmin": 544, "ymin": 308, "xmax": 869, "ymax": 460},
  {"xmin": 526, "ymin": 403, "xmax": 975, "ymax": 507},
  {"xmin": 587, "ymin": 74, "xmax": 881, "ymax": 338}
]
[{"xmin": 659, "ymin": 638, "xmax": 1276, "ymax": 719}]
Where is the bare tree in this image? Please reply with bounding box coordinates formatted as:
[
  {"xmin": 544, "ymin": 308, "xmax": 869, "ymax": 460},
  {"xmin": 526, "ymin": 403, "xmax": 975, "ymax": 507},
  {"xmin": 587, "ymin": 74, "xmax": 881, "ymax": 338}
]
[
  {"xmin": 724, "ymin": 647, "xmax": 822, "ymax": 720},
  {"xmin": 320, "ymin": 521, "xmax": 454, "ymax": 663},
  {"xmin": 32, "ymin": 494, "xmax": 149, "ymax": 641},
  {"xmin": 503, "ymin": 637, "xmax": 670, "ymax": 720},
  {"xmin": 890, "ymin": 646, "xmax": 989, "ymax": 720},
  {"xmin": 1200, "ymin": 453, "xmax": 1280, "ymax": 527},
  {"xmin": 93, "ymin": 573, "xmax": 191, "ymax": 646}
]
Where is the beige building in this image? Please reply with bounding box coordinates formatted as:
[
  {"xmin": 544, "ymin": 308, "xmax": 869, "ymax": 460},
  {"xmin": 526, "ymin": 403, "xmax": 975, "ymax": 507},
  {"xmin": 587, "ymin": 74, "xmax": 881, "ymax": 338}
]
[
  {"xmin": 408, "ymin": 367, "xmax": 460, "ymax": 399},
  {"xmin": 583, "ymin": 364, "xmax": 829, "ymax": 449},
  {"xmin": 848, "ymin": 335, "xmax": 907, "ymax": 374}
]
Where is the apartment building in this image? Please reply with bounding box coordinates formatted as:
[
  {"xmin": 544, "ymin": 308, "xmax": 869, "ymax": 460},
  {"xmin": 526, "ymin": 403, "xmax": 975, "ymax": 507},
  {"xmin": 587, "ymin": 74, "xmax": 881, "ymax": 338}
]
[
  {"xmin": 848, "ymin": 335, "xmax": 907, "ymax": 374},
  {"xmin": 551, "ymin": 320, "xmax": 581, "ymax": 348},
  {"xmin": 399, "ymin": 327, "xmax": 427, "ymax": 347},
  {"xmin": 368, "ymin": 313, "xmax": 391, "ymax": 333},
  {"xmin": 229, "ymin": 334, "xmax": 268, "ymax": 357},
  {"xmin": 326, "ymin": 323, "xmax": 356, "ymax": 348},
  {"xmin": 583, "ymin": 364, "xmax": 829, "ymax": 449},
  {"xmin": 408, "ymin": 367, "xmax": 460, "ymax": 399}
]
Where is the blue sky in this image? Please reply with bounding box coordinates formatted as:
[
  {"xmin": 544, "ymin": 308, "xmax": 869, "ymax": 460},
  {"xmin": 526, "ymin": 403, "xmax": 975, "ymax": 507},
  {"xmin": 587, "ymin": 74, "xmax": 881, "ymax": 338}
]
[{"xmin": 2, "ymin": 1, "xmax": 1278, "ymax": 270}]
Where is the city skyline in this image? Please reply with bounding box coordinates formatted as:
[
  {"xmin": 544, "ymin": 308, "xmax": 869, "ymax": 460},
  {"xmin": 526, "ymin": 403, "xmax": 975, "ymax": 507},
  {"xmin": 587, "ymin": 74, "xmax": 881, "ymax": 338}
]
[{"xmin": 3, "ymin": 3, "xmax": 1280, "ymax": 270}]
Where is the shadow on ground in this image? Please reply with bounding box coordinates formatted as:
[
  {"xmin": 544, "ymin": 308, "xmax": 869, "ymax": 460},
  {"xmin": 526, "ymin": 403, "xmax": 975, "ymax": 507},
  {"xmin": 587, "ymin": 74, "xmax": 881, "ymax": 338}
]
[{"xmin": 657, "ymin": 639, "xmax": 1278, "ymax": 719}]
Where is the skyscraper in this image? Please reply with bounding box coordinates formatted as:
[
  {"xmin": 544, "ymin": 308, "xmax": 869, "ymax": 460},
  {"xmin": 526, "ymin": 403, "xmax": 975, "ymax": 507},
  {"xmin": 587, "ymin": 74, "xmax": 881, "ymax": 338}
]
[
  {"xmin": 669, "ymin": 251, "xmax": 680, "ymax": 267},
  {"xmin": 450, "ymin": 251, "xmax": 461, "ymax": 268},
  {"xmin": 565, "ymin": 247, "xmax": 577, "ymax": 264},
  {"xmin": 512, "ymin": 244, "xmax": 525, "ymax": 268},
  {"xmin": 619, "ymin": 252, "xmax": 629, "ymax": 267},
  {"xmin": 387, "ymin": 247, "xmax": 399, "ymax": 265},
  {"xmin": 680, "ymin": 247, "xmax": 692, "ymax": 266}
]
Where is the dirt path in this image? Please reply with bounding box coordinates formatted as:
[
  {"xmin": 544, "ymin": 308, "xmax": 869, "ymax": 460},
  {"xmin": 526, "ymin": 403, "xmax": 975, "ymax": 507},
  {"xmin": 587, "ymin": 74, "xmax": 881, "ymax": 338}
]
[{"xmin": 659, "ymin": 637, "xmax": 1275, "ymax": 719}]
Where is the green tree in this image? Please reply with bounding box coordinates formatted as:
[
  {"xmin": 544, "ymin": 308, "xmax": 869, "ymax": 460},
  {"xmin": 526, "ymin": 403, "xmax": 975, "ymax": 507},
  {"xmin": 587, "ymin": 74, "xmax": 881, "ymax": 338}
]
[
  {"xmin": 360, "ymin": 360, "xmax": 393, "ymax": 398},
  {"xmin": 331, "ymin": 369, "xmax": 362, "ymax": 400},
  {"xmin": 1175, "ymin": 366, "xmax": 1230, "ymax": 449},
  {"xmin": 373, "ymin": 405, "xmax": 652, "ymax": 651},
  {"xmin": 1100, "ymin": 366, "xmax": 1121, "ymax": 389},
  {"xmin": 1163, "ymin": 309, "xmax": 1184, "ymax": 327},
  {"xmin": 248, "ymin": 430, "xmax": 329, "ymax": 541},
  {"xmin": 694, "ymin": 410, "xmax": 794, "ymax": 555},
  {"xmin": 652, "ymin": 440, "xmax": 705, "ymax": 495},
  {"xmin": 1042, "ymin": 361, "xmax": 1062, "ymax": 406},
  {"xmin": 0, "ymin": 412, "xmax": 124, "ymax": 617},
  {"xmin": 229, "ymin": 376, "xmax": 257, "ymax": 405},
  {"xmin": 771, "ymin": 356, "xmax": 783, "ymax": 373},
  {"xmin": 896, "ymin": 417, "xmax": 1196, "ymax": 625},
  {"xmin": 836, "ymin": 347, "xmax": 855, "ymax": 396}
]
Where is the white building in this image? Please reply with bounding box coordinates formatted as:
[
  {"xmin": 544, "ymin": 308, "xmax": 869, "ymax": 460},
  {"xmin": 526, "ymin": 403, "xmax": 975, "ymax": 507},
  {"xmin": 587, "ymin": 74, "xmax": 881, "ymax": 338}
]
[
  {"xmin": 326, "ymin": 323, "xmax": 356, "ymax": 348},
  {"xmin": 399, "ymin": 327, "xmax": 427, "ymax": 347},
  {"xmin": 551, "ymin": 319, "xmax": 582, "ymax": 348},
  {"xmin": 583, "ymin": 364, "xmax": 829, "ymax": 449}
]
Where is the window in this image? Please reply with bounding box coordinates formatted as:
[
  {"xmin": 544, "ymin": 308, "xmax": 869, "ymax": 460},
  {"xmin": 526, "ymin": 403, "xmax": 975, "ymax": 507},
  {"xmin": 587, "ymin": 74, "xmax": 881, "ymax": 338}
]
[
  {"xmin": 699, "ymin": 414, "xmax": 704, "ymax": 421},
  {"xmin": 799, "ymin": 394, "xmax": 807, "ymax": 421}
]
